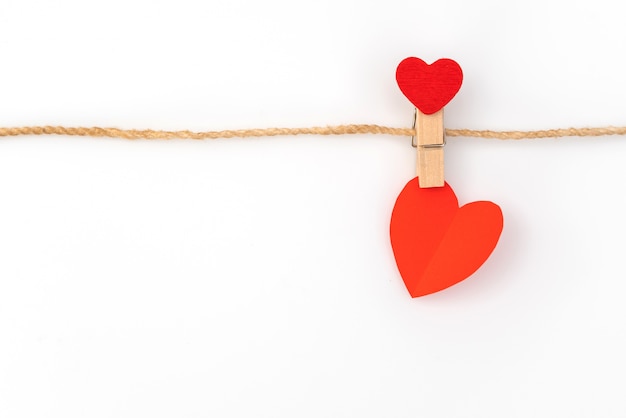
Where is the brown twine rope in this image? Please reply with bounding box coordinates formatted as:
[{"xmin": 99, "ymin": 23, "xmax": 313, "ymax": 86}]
[{"xmin": 1, "ymin": 125, "xmax": 626, "ymax": 140}]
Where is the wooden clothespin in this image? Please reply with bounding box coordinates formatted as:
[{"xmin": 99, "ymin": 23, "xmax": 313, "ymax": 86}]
[
  {"xmin": 396, "ymin": 57, "xmax": 463, "ymax": 188},
  {"xmin": 413, "ymin": 108, "xmax": 445, "ymax": 188}
]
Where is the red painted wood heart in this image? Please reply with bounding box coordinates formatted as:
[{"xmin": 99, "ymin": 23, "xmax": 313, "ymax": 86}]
[
  {"xmin": 390, "ymin": 177, "xmax": 503, "ymax": 297},
  {"xmin": 396, "ymin": 57, "xmax": 463, "ymax": 115}
]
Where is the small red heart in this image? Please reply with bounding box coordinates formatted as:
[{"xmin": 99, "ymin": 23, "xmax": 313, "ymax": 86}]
[
  {"xmin": 390, "ymin": 177, "xmax": 503, "ymax": 297},
  {"xmin": 396, "ymin": 57, "xmax": 463, "ymax": 115}
]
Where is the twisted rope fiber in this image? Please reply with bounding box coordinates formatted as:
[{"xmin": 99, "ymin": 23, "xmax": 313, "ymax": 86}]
[
  {"xmin": 0, "ymin": 125, "xmax": 411, "ymax": 139},
  {"xmin": 2, "ymin": 125, "xmax": 626, "ymax": 140}
]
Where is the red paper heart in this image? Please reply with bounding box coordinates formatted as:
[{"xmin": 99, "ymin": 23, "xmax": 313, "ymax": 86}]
[
  {"xmin": 396, "ymin": 57, "xmax": 463, "ymax": 115},
  {"xmin": 390, "ymin": 177, "xmax": 503, "ymax": 297}
]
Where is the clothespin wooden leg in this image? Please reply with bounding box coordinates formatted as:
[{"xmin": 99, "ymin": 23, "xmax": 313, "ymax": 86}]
[{"xmin": 415, "ymin": 108, "xmax": 445, "ymax": 188}]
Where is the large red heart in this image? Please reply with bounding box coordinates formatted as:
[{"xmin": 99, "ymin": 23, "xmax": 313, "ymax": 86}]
[
  {"xmin": 390, "ymin": 177, "xmax": 503, "ymax": 297},
  {"xmin": 396, "ymin": 57, "xmax": 463, "ymax": 115}
]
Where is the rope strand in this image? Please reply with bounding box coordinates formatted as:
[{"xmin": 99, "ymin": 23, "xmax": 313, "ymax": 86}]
[{"xmin": 1, "ymin": 125, "xmax": 626, "ymax": 140}]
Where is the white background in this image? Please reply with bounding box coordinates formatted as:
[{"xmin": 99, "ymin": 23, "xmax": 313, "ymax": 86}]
[{"xmin": 0, "ymin": 0, "xmax": 625, "ymax": 417}]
